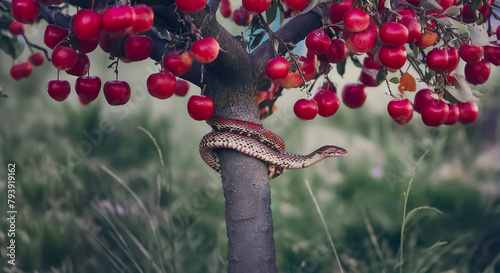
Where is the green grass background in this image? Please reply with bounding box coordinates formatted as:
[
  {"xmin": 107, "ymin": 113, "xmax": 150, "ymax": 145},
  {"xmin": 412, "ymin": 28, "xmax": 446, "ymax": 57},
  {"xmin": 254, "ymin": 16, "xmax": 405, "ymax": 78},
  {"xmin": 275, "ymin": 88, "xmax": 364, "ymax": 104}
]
[{"xmin": 1, "ymin": 20, "xmax": 500, "ymax": 273}]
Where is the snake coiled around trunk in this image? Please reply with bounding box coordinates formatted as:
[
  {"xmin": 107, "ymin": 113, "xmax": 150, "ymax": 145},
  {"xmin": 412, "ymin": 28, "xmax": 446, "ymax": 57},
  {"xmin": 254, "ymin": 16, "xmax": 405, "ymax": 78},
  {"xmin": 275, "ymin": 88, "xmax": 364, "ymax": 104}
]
[{"xmin": 199, "ymin": 117, "xmax": 348, "ymax": 179}]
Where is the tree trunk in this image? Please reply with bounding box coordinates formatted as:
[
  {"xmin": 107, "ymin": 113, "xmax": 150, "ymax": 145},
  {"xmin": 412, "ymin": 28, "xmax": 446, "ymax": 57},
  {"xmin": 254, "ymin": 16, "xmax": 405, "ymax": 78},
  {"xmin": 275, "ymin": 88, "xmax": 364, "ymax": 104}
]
[
  {"xmin": 220, "ymin": 150, "xmax": 277, "ymax": 273},
  {"xmin": 39, "ymin": 3, "xmax": 324, "ymax": 272}
]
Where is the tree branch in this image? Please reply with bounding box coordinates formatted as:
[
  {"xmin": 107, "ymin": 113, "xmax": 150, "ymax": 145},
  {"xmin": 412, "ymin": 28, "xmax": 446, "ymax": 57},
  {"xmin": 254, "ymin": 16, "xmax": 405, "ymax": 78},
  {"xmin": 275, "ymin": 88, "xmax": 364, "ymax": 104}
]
[{"xmin": 251, "ymin": 11, "xmax": 323, "ymax": 75}]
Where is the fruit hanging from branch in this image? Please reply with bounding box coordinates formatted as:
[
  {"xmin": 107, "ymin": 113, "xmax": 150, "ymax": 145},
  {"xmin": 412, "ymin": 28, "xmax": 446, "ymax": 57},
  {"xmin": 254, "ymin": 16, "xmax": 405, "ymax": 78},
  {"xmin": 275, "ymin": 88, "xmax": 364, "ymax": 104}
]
[{"xmin": 1, "ymin": 0, "xmax": 498, "ymax": 124}]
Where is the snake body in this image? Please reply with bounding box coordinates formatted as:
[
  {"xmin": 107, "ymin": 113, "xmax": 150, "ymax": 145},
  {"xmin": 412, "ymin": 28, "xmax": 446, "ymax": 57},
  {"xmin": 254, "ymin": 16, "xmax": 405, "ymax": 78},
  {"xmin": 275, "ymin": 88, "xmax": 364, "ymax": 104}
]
[{"xmin": 199, "ymin": 117, "xmax": 348, "ymax": 179}]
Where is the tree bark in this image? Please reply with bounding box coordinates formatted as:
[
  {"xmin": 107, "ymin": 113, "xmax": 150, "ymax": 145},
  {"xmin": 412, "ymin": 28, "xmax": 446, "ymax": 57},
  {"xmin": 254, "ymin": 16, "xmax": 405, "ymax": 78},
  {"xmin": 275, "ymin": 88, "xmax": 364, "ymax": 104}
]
[{"xmin": 38, "ymin": 3, "xmax": 324, "ymax": 272}]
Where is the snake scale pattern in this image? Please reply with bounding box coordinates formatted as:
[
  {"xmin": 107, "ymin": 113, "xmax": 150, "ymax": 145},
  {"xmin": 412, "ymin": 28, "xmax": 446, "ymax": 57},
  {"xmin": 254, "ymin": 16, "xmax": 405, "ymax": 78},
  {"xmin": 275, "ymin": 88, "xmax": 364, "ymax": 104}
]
[{"xmin": 199, "ymin": 117, "xmax": 348, "ymax": 179}]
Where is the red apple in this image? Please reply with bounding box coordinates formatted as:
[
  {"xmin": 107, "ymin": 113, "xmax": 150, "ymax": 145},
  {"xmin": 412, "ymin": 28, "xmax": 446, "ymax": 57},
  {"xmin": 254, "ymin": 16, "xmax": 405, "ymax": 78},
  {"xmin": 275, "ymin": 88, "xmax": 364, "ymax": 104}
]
[
  {"xmin": 11, "ymin": 0, "xmax": 40, "ymax": 24},
  {"xmin": 163, "ymin": 50, "xmax": 193, "ymax": 76},
  {"xmin": 305, "ymin": 29, "xmax": 331, "ymax": 54},
  {"xmin": 147, "ymin": 71, "xmax": 177, "ymax": 99},
  {"xmin": 343, "ymin": 8, "xmax": 370, "ymax": 32},
  {"xmin": 414, "ymin": 88, "xmax": 435, "ymax": 113},
  {"xmin": 426, "ymin": 48, "xmax": 449, "ymax": 71},
  {"xmin": 345, "ymin": 24, "xmax": 378, "ymax": 53},
  {"xmin": 266, "ymin": 56, "xmax": 289, "ymax": 80},
  {"xmin": 174, "ymin": 79, "xmax": 190, "ymax": 96},
  {"xmin": 313, "ymin": 89, "xmax": 340, "ymax": 117},
  {"xmin": 28, "ymin": 52, "xmax": 44, "ymax": 66},
  {"xmin": 325, "ymin": 39, "xmax": 348, "ymax": 63},
  {"xmin": 443, "ymin": 47, "xmax": 459, "ymax": 73},
  {"xmin": 73, "ymin": 9, "xmax": 102, "ymax": 40},
  {"xmin": 457, "ymin": 101, "xmax": 479, "ymax": 124},
  {"xmin": 52, "ymin": 45, "xmax": 78, "ymax": 71},
  {"xmin": 284, "ymin": 0, "xmax": 309, "ymax": 11},
  {"xmin": 378, "ymin": 45, "xmax": 407, "ymax": 70},
  {"xmin": 242, "ymin": 0, "xmax": 271, "ymax": 13},
  {"xmin": 444, "ymin": 103, "xmax": 459, "ymax": 125},
  {"xmin": 329, "ymin": 0, "xmax": 353, "ymax": 24},
  {"xmin": 175, "ymin": 0, "xmax": 208, "ymax": 13},
  {"xmin": 464, "ymin": 59, "xmax": 490, "ymax": 85},
  {"xmin": 124, "ymin": 34, "xmax": 152, "ymax": 61},
  {"xmin": 47, "ymin": 80, "xmax": 71, "ymax": 101},
  {"xmin": 10, "ymin": 62, "xmax": 33, "ymax": 80},
  {"xmin": 220, "ymin": 0, "xmax": 232, "ymax": 18},
  {"xmin": 399, "ymin": 17, "xmax": 421, "ymax": 44},
  {"xmin": 103, "ymin": 80, "xmax": 131, "ymax": 105},
  {"xmin": 132, "ymin": 4, "xmax": 154, "ymax": 33},
  {"xmin": 387, "ymin": 99, "xmax": 414, "ymax": 125},
  {"xmin": 459, "ymin": 42, "xmax": 484, "ymax": 63},
  {"xmin": 293, "ymin": 98, "xmax": 319, "ymax": 120},
  {"xmin": 190, "ymin": 37, "xmax": 220, "ymax": 63},
  {"xmin": 44, "ymin": 25, "xmax": 69, "ymax": 49},
  {"xmin": 75, "ymin": 76, "xmax": 101, "ymax": 102},
  {"xmin": 484, "ymin": 45, "xmax": 500, "ymax": 66},
  {"xmin": 342, "ymin": 83, "xmax": 367, "ymax": 108},
  {"xmin": 66, "ymin": 53, "xmax": 90, "ymax": 76},
  {"xmin": 187, "ymin": 95, "xmax": 214, "ymax": 120},
  {"xmin": 102, "ymin": 5, "xmax": 136, "ymax": 32},
  {"xmin": 8, "ymin": 21, "xmax": 25, "ymax": 35},
  {"xmin": 380, "ymin": 21, "xmax": 409, "ymax": 47},
  {"xmin": 232, "ymin": 8, "xmax": 253, "ymax": 26},
  {"xmin": 421, "ymin": 99, "xmax": 449, "ymax": 127}
]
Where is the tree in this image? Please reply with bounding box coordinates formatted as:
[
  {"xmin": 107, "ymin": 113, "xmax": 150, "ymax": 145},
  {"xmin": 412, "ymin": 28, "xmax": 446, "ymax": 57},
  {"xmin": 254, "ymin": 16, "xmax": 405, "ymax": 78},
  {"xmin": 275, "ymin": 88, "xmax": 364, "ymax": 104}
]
[{"xmin": 0, "ymin": 0, "xmax": 498, "ymax": 272}]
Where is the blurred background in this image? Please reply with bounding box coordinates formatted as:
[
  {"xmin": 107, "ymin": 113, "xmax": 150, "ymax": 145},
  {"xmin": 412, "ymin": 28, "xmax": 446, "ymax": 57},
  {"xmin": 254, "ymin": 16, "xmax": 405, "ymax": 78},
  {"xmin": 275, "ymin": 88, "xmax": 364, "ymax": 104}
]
[{"xmin": 1, "ymin": 5, "xmax": 500, "ymax": 273}]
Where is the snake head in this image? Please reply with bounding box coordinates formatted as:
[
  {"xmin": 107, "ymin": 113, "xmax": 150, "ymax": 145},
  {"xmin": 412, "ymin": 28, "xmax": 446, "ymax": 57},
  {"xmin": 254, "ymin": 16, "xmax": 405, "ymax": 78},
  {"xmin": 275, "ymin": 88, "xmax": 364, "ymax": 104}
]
[{"xmin": 321, "ymin": 145, "xmax": 348, "ymax": 157}]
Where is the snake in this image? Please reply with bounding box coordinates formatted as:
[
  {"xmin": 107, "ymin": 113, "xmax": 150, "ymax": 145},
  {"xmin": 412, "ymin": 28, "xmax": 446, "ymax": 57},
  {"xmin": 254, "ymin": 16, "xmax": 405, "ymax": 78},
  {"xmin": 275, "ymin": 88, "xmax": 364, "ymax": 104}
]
[{"xmin": 199, "ymin": 116, "xmax": 348, "ymax": 179}]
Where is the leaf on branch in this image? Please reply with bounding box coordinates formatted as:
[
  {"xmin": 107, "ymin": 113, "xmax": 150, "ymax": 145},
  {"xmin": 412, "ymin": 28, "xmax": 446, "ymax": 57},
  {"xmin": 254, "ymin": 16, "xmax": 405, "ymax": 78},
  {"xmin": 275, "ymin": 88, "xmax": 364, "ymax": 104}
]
[
  {"xmin": 445, "ymin": 74, "xmax": 480, "ymax": 102},
  {"xmin": 0, "ymin": 34, "xmax": 25, "ymax": 59},
  {"xmin": 376, "ymin": 69, "xmax": 386, "ymax": 84},
  {"xmin": 443, "ymin": 6, "xmax": 460, "ymax": 17},
  {"xmin": 250, "ymin": 31, "xmax": 266, "ymax": 50},
  {"xmin": 299, "ymin": 0, "xmax": 319, "ymax": 15},
  {"xmin": 421, "ymin": 0, "xmax": 443, "ymax": 11},
  {"xmin": 389, "ymin": 77, "xmax": 399, "ymax": 84},
  {"xmin": 259, "ymin": 78, "xmax": 272, "ymax": 91},
  {"xmin": 265, "ymin": 0, "xmax": 278, "ymax": 26},
  {"xmin": 468, "ymin": 24, "xmax": 490, "ymax": 46},
  {"xmin": 434, "ymin": 16, "xmax": 453, "ymax": 27},
  {"xmin": 398, "ymin": 72, "xmax": 417, "ymax": 93},
  {"xmin": 337, "ymin": 59, "xmax": 346, "ymax": 77},
  {"xmin": 273, "ymin": 39, "xmax": 280, "ymax": 54},
  {"xmin": 350, "ymin": 54, "xmax": 362, "ymax": 68}
]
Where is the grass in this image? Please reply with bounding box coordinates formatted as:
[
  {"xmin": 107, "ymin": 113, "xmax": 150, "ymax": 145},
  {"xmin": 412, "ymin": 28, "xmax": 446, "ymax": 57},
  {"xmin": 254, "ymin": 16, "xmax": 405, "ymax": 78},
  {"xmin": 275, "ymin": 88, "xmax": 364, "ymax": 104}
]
[{"xmin": 0, "ymin": 63, "xmax": 499, "ymax": 273}]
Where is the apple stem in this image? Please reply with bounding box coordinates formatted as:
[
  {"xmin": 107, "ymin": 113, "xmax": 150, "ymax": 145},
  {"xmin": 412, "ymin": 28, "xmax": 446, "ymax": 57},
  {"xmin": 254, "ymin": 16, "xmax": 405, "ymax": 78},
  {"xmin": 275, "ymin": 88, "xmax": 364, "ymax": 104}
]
[
  {"xmin": 115, "ymin": 59, "xmax": 119, "ymax": 81},
  {"xmin": 57, "ymin": 69, "xmax": 60, "ymax": 81},
  {"xmin": 201, "ymin": 84, "xmax": 206, "ymax": 96}
]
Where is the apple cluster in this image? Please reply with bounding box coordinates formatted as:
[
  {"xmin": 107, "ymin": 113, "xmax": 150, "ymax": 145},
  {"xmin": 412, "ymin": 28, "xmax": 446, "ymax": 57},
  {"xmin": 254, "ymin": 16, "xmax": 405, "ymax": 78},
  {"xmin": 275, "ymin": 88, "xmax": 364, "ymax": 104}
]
[
  {"xmin": 4, "ymin": 0, "xmax": 498, "ymax": 126},
  {"xmin": 255, "ymin": 0, "xmax": 498, "ymax": 126}
]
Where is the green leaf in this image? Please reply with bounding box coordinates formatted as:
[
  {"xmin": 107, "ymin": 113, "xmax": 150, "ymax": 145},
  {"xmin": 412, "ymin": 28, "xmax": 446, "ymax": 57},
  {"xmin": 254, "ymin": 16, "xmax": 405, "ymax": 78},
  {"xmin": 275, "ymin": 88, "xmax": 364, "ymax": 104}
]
[
  {"xmin": 336, "ymin": 59, "xmax": 346, "ymax": 77},
  {"xmin": 265, "ymin": 0, "xmax": 278, "ymax": 26},
  {"xmin": 445, "ymin": 74, "xmax": 481, "ymax": 102},
  {"xmin": 259, "ymin": 78, "xmax": 272, "ymax": 91},
  {"xmin": 376, "ymin": 69, "xmax": 386, "ymax": 83},
  {"xmin": 468, "ymin": 24, "xmax": 489, "ymax": 46},
  {"xmin": 250, "ymin": 31, "xmax": 266, "ymax": 50},
  {"xmin": 350, "ymin": 54, "xmax": 362, "ymax": 68},
  {"xmin": 0, "ymin": 34, "xmax": 25, "ymax": 59},
  {"xmin": 389, "ymin": 77, "xmax": 399, "ymax": 84}
]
